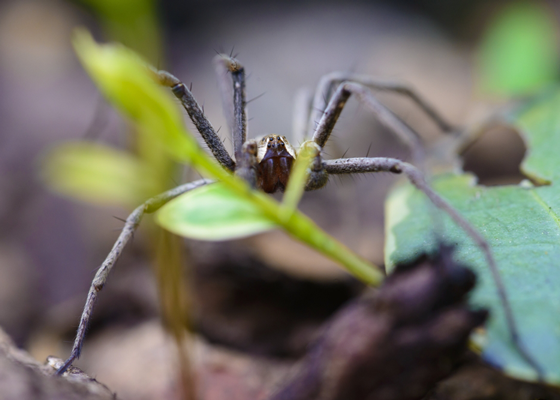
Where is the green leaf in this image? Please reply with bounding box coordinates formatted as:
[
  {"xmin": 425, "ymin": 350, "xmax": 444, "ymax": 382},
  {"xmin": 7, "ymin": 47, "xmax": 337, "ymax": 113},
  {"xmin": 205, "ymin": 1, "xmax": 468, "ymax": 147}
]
[
  {"xmin": 41, "ymin": 141, "xmax": 158, "ymax": 206},
  {"xmin": 73, "ymin": 30, "xmax": 198, "ymax": 165},
  {"xmin": 157, "ymin": 183, "xmax": 277, "ymax": 240},
  {"xmin": 478, "ymin": 2, "xmax": 559, "ymax": 96},
  {"xmin": 385, "ymin": 89, "xmax": 560, "ymax": 384}
]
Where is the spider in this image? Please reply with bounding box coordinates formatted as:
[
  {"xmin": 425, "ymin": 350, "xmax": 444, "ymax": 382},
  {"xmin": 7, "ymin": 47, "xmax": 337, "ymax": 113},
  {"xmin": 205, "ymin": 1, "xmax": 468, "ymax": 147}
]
[{"xmin": 54, "ymin": 54, "xmax": 536, "ymax": 376}]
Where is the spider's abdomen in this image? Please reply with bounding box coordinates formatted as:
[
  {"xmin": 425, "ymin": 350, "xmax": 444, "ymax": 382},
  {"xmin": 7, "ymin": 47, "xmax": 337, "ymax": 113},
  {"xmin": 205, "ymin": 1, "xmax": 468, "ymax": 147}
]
[{"xmin": 257, "ymin": 134, "xmax": 296, "ymax": 193}]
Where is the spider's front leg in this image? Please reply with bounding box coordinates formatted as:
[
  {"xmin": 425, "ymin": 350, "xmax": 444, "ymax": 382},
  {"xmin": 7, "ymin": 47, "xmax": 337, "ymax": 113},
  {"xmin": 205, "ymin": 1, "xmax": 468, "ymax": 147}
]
[{"xmin": 155, "ymin": 69, "xmax": 236, "ymax": 171}]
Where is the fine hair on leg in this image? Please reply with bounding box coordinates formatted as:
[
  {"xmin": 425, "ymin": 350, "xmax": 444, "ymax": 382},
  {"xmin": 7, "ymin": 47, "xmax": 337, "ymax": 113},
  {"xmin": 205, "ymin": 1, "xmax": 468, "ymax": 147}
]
[{"xmin": 56, "ymin": 179, "xmax": 213, "ymax": 376}]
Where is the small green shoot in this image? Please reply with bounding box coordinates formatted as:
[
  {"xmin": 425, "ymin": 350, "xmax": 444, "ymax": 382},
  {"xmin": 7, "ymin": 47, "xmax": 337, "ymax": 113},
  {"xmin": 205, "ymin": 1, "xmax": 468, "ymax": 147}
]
[{"xmin": 281, "ymin": 140, "xmax": 320, "ymax": 219}]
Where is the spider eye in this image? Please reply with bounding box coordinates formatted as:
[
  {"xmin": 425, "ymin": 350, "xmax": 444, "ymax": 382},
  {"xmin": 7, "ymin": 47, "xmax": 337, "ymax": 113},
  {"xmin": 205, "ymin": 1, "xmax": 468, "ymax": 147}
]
[{"xmin": 269, "ymin": 137, "xmax": 274, "ymax": 141}]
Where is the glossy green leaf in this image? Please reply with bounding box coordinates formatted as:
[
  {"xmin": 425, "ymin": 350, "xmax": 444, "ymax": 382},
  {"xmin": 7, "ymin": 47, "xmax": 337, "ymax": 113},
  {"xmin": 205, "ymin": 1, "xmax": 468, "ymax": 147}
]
[
  {"xmin": 385, "ymin": 89, "xmax": 560, "ymax": 384},
  {"xmin": 41, "ymin": 141, "xmax": 158, "ymax": 206},
  {"xmin": 157, "ymin": 183, "xmax": 277, "ymax": 240},
  {"xmin": 478, "ymin": 2, "xmax": 559, "ymax": 96}
]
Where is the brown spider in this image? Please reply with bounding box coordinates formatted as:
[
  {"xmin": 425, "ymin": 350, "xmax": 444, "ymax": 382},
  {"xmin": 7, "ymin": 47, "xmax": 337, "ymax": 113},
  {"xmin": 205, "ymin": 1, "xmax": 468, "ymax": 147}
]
[{"xmin": 55, "ymin": 54, "xmax": 538, "ymax": 377}]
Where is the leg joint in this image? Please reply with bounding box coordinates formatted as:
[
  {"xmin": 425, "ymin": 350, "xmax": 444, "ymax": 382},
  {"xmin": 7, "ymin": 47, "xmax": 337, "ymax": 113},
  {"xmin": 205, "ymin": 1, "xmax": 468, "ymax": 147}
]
[{"xmin": 171, "ymin": 83, "xmax": 185, "ymax": 97}]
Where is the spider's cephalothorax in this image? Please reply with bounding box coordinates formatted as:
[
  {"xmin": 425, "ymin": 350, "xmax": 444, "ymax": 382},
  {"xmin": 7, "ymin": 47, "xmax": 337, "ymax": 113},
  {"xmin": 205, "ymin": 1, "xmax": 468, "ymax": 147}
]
[{"xmin": 257, "ymin": 134, "xmax": 297, "ymax": 193}]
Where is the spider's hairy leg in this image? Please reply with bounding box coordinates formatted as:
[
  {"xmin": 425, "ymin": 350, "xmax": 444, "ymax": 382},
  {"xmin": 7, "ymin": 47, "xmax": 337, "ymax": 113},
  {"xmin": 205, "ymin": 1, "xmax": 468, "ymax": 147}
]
[
  {"xmin": 312, "ymin": 81, "xmax": 425, "ymax": 165},
  {"xmin": 307, "ymin": 72, "xmax": 455, "ymax": 141},
  {"xmin": 235, "ymin": 139, "xmax": 259, "ymax": 188},
  {"xmin": 324, "ymin": 157, "xmax": 544, "ymax": 379},
  {"xmin": 55, "ymin": 179, "xmax": 213, "ymax": 376},
  {"xmin": 155, "ymin": 69, "xmax": 236, "ymax": 171},
  {"xmin": 213, "ymin": 54, "xmax": 247, "ymax": 162},
  {"xmin": 292, "ymin": 87, "xmax": 313, "ymax": 144}
]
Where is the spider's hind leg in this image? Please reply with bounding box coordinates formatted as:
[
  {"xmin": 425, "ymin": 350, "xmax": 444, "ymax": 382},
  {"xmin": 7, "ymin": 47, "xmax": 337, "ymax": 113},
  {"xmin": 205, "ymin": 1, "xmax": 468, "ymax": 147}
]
[{"xmin": 307, "ymin": 72, "xmax": 455, "ymax": 141}]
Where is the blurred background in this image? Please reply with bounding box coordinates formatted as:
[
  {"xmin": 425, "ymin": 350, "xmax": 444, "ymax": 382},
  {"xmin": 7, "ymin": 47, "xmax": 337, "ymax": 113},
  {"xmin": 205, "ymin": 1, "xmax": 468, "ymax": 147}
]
[{"xmin": 0, "ymin": 0, "xmax": 558, "ymax": 398}]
